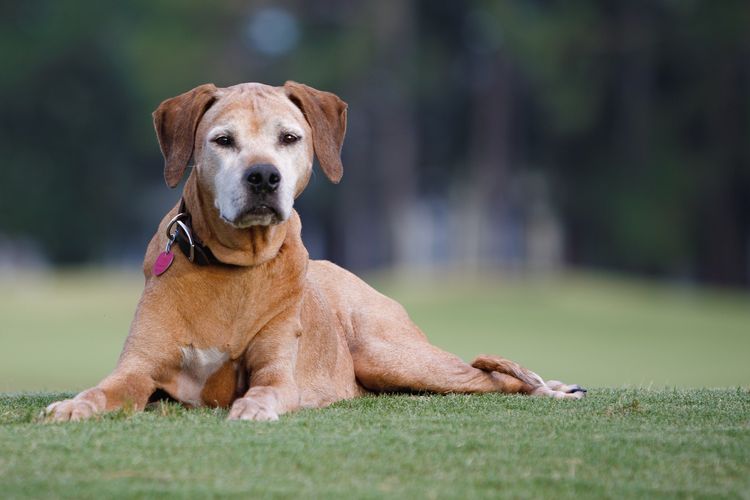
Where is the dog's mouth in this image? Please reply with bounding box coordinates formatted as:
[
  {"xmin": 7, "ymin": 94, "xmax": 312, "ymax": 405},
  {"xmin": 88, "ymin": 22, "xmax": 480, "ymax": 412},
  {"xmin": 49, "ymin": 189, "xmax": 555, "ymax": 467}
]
[
  {"xmin": 222, "ymin": 204, "xmax": 282, "ymax": 228},
  {"xmin": 246, "ymin": 204, "xmax": 277, "ymax": 217}
]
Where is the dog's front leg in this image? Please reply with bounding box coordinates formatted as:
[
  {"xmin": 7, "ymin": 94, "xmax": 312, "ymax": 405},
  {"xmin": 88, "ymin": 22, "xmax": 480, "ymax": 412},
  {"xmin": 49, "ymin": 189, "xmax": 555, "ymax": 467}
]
[
  {"xmin": 228, "ymin": 313, "xmax": 302, "ymax": 422},
  {"xmin": 44, "ymin": 297, "xmax": 180, "ymax": 422},
  {"xmin": 43, "ymin": 359, "xmax": 157, "ymax": 422}
]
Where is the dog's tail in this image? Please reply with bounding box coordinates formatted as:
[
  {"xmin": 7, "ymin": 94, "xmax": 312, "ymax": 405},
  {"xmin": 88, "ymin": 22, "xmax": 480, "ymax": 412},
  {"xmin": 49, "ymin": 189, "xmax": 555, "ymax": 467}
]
[{"xmin": 471, "ymin": 354, "xmax": 545, "ymax": 389}]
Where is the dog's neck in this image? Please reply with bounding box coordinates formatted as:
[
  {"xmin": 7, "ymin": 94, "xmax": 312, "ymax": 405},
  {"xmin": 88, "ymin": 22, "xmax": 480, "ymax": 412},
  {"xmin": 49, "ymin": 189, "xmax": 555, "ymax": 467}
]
[{"xmin": 181, "ymin": 175, "xmax": 298, "ymax": 267}]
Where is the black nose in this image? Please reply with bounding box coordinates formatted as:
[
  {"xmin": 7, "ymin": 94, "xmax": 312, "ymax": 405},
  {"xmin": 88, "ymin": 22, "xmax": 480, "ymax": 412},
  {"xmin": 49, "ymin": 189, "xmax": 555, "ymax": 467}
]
[{"xmin": 245, "ymin": 164, "xmax": 281, "ymax": 194}]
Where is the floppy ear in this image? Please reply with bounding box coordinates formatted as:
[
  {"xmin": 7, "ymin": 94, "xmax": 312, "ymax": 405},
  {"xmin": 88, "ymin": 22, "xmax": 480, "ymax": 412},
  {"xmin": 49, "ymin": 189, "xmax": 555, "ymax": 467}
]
[
  {"xmin": 152, "ymin": 83, "xmax": 218, "ymax": 188},
  {"xmin": 284, "ymin": 81, "xmax": 348, "ymax": 184}
]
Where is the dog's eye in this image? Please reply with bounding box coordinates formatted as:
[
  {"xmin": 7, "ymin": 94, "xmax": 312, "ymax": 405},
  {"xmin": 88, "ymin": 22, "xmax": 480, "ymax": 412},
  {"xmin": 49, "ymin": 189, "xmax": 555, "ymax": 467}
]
[
  {"xmin": 213, "ymin": 135, "xmax": 233, "ymax": 147},
  {"xmin": 280, "ymin": 133, "xmax": 299, "ymax": 145}
]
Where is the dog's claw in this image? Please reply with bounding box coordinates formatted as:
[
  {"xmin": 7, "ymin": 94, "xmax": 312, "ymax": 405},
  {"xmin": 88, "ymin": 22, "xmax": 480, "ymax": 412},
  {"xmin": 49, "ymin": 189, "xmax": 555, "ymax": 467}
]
[{"xmin": 541, "ymin": 380, "xmax": 587, "ymax": 398}]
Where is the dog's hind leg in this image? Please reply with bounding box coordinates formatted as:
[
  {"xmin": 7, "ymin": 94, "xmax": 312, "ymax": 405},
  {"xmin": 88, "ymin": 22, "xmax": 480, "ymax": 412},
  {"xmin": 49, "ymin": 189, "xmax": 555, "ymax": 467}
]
[
  {"xmin": 347, "ymin": 297, "xmax": 585, "ymax": 398},
  {"xmin": 354, "ymin": 341, "xmax": 584, "ymax": 398},
  {"xmin": 352, "ymin": 339, "xmax": 529, "ymax": 395}
]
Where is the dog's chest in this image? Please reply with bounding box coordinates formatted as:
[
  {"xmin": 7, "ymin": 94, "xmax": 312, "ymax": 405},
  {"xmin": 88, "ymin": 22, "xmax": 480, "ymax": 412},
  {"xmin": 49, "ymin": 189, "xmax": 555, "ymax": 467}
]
[{"xmin": 172, "ymin": 346, "xmax": 244, "ymax": 407}]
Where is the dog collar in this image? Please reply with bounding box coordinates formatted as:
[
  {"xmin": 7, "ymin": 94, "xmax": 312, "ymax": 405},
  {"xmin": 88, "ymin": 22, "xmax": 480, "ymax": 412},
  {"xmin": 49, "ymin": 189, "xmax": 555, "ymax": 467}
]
[
  {"xmin": 153, "ymin": 199, "xmax": 228, "ymax": 275},
  {"xmin": 173, "ymin": 199, "xmax": 224, "ymax": 266}
]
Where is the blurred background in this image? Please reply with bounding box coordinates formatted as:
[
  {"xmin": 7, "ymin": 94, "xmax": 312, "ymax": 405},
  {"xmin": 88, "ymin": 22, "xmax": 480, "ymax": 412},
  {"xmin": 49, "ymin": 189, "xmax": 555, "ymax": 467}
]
[{"xmin": 1, "ymin": 1, "xmax": 748, "ymax": 391}]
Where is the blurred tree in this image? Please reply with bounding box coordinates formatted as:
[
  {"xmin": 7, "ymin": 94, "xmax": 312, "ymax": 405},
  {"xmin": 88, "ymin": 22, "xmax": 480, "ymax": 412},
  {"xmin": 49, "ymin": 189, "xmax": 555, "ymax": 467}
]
[
  {"xmin": 0, "ymin": 0, "xmax": 747, "ymax": 286},
  {"xmin": 483, "ymin": 0, "xmax": 750, "ymax": 285},
  {"xmin": 0, "ymin": 0, "xmax": 234, "ymax": 261}
]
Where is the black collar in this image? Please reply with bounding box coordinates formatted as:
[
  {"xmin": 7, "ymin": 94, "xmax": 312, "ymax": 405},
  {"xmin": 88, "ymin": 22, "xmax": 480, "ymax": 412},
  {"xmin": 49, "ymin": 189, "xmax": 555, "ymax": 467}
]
[{"xmin": 169, "ymin": 199, "xmax": 229, "ymax": 267}]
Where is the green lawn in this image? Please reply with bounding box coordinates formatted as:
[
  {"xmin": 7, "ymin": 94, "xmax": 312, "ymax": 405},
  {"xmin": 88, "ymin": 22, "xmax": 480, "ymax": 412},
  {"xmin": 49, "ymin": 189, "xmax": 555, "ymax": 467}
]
[
  {"xmin": 1, "ymin": 389, "xmax": 748, "ymax": 498},
  {"xmin": 1, "ymin": 269, "xmax": 748, "ymax": 391}
]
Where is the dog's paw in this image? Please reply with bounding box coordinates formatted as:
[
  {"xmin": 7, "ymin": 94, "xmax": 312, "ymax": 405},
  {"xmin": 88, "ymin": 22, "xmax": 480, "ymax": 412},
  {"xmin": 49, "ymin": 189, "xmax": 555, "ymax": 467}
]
[
  {"xmin": 532, "ymin": 381, "xmax": 587, "ymax": 400},
  {"xmin": 43, "ymin": 399, "xmax": 99, "ymax": 422},
  {"xmin": 546, "ymin": 380, "xmax": 587, "ymax": 395},
  {"xmin": 227, "ymin": 397, "xmax": 279, "ymax": 422}
]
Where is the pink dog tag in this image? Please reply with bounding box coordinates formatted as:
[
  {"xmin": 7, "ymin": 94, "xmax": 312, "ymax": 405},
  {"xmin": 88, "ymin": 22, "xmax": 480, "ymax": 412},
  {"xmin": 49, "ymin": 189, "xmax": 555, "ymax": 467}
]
[{"xmin": 153, "ymin": 251, "xmax": 174, "ymax": 276}]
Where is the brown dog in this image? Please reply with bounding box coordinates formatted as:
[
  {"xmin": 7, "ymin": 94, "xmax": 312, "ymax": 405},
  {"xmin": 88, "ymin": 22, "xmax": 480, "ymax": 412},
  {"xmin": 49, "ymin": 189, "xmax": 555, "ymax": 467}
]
[{"xmin": 45, "ymin": 82, "xmax": 585, "ymax": 422}]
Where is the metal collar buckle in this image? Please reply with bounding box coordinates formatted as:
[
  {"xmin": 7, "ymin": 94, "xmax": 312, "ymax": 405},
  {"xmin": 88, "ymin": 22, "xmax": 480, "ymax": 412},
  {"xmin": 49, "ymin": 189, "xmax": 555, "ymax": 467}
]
[{"xmin": 165, "ymin": 212, "xmax": 195, "ymax": 262}]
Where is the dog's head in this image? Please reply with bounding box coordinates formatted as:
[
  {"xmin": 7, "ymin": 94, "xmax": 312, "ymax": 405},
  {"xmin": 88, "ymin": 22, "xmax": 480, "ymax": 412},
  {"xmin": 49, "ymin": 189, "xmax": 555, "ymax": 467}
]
[{"xmin": 153, "ymin": 82, "xmax": 347, "ymax": 227}]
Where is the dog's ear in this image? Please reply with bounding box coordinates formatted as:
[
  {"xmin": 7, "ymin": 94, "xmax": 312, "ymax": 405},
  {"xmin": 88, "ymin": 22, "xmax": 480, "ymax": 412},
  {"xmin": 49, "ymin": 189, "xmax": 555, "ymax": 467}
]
[
  {"xmin": 284, "ymin": 81, "xmax": 347, "ymax": 184},
  {"xmin": 153, "ymin": 84, "xmax": 218, "ymax": 188}
]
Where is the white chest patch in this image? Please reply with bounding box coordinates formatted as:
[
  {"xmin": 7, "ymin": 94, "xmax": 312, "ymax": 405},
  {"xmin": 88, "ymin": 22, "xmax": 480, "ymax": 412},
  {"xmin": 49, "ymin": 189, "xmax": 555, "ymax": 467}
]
[{"xmin": 175, "ymin": 346, "xmax": 229, "ymax": 406}]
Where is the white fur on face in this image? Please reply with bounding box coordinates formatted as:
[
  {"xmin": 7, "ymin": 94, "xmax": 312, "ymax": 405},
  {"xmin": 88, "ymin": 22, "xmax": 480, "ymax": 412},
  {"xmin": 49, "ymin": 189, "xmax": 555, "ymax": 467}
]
[{"xmin": 195, "ymin": 86, "xmax": 313, "ymax": 228}]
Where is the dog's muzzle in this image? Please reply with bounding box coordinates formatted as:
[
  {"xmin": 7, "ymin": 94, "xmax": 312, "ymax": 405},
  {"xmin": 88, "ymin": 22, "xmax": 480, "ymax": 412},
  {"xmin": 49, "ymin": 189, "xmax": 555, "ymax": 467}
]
[{"xmin": 223, "ymin": 163, "xmax": 284, "ymax": 227}]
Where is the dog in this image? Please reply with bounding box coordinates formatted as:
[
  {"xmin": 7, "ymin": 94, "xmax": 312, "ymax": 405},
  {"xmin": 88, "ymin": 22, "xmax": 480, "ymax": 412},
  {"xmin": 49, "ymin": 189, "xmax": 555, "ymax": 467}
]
[{"xmin": 45, "ymin": 81, "xmax": 585, "ymax": 422}]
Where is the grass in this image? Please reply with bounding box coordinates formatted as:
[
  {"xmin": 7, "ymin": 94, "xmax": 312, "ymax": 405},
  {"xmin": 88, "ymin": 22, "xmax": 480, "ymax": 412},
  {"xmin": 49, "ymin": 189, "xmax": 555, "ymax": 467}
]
[{"xmin": 0, "ymin": 389, "xmax": 748, "ymax": 498}]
